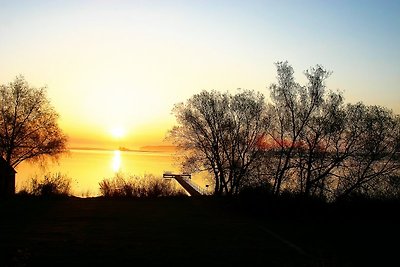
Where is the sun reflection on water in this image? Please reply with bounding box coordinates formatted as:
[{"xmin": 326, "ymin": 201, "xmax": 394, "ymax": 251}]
[
  {"xmin": 16, "ymin": 149, "xmax": 188, "ymax": 197},
  {"xmin": 112, "ymin": 150, "xmax": 121, "ymax": 172}
]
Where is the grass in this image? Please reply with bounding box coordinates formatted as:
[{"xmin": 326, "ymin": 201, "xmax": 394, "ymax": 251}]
[
  {"xmin": 99, "ymin": 173, "xmax": 186, "ymax": 198},
  {"xmin": 0, "ymin": 196, "xmax": 398, "ymax": 266}
]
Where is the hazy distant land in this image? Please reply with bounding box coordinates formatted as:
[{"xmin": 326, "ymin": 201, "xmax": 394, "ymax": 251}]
[{"xmin": 67, "ymin": 145, "xmax": 177, "ymax": 153}]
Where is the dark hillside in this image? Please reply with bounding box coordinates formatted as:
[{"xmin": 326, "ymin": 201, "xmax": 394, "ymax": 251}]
[{"xmin": 0, "ymin": 197, "xmax": 398, "ymax": 266}]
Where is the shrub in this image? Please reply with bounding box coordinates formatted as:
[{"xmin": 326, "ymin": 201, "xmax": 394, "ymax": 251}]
[
  {"xmin": 23, "ymin": 173, "xmax": 72, "ymax": 197},
  {"xmin": 99, "ymin": 173, "xmax": 186, "ymax": 198}
]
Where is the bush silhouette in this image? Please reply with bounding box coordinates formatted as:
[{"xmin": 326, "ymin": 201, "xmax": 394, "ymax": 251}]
[
  {"xmin": 99, "ymin": 173, "xmax": 186, "ymax": 198},
  {"xmin": 20, "ymin": 173, "xmax": 72, "ymax": 197}
]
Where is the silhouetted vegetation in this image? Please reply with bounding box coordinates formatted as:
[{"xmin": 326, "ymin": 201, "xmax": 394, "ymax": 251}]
[
  {"xmin": 265, "ymin": 62, "xmax": 400, "ymax": 201},
  {"xmin": 169, "ymin": 90, "xmax": 268, "ymax": 196},
  {"xmin": 0, "ymin": 76, "xmax": 67, "ymax": 196},
  {"xmin": 170, "ymin": 61, "xmax": 400, "ymax": 200},
  {"xmin": 18, "ymin": 173, "xmax": 71, "ymax": 198},
  {"xmin": 0, "ymin": 76, "xmax": 67, "ymax": 168},
  {"xmin": 99, "ymin": 173, "xmax": 186, "ymax": 198}
]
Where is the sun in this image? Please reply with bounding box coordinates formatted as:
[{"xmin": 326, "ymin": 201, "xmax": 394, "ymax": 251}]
[{"xmin": 110, "ymin": 126, "xmax": 125, "ymax": 139}]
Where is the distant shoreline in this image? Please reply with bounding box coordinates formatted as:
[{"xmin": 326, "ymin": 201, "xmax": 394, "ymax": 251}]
[{"xmin": 67, "ymin": 145, "xmax": 177, "ymax": 153}]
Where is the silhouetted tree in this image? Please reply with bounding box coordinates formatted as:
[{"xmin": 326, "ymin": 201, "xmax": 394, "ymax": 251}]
[
  {"xmin": 0, "ymin": 76, "xmax": 67, "ymax": 168},
  {"xmin": 169, "ymin": 90, "xmax": 268, "ymax": 195},
  {"xmin": 265, "ymin": 62, "xmax": 400, "ymax": 200},
  {"xmin": 334, "ymin": 104, "xmax": 400, "ymax": 199},
  {"xmin": 265, "ymin": 62, "xmax": 333, "ymax": 195},
  {"xmin": 294, "ymin": 90, "xmax": 347, "ymax": 198},
  {"xmin": 170, "ymin": 61, "xmax": 399, "ymax": 200}
]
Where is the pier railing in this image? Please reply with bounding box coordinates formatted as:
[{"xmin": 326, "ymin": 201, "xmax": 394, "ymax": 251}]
[{"xmin": 163, "ymin": 173, "xmax": 208, "ymax": 196}]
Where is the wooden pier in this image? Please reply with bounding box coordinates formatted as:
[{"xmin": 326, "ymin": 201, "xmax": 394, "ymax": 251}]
[{"xmin": 163, "ymin": 173, "xmax": 203, "ymax": 196}]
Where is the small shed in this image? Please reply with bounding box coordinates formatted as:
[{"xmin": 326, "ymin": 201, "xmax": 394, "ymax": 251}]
[{"xmin": 0, "ymin": 157, "xmax": 16, "ymax": 197}]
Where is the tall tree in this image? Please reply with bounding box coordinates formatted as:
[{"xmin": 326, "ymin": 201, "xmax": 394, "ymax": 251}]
[
  {"xmin": 266, "ymin": 61, "xmax": 331, "ymax": 195},
  {"xmin": 169, "ymin": 90, "xmax": 268, "ymax": 195},
  {"xmin": 265, "ymin": 62, "xmax": 400, "ymax": 200},
  {"xmin": 335, "ymin": 104, "xmax": 400, "ymax": 199},
  {"xmin": 0, "ymin": 76, "xmax": 67, "ymax": 168},
  {"xmin": 294, "ymin": 90, "xmax": 346, "ymax": 198}
]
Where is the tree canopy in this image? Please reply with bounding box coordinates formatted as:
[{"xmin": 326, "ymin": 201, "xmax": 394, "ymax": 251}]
[
  {"xmin": 169, "ymin": 90, "xmax": 268, "ymax": 195},
  {"xmin": 265, "ymin": 62, "xmax": 400, "ymax": 200},
  {"xmin": 0, "ymin": 76, "xmax": 67, "ymax": 168},
  {"xmin": 170, "ymin": 62, "xmax": 400, "ymax": 199}
]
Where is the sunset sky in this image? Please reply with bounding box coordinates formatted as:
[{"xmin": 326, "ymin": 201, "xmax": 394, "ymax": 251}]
[{"xmin": 1, "ymin": 0, "xmax": 399, "ymax": 149}]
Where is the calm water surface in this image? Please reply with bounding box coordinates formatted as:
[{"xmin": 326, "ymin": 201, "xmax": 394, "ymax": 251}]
[{"xmin": 15, "ymin": 149, "xmax": 207, "ymax": 196}]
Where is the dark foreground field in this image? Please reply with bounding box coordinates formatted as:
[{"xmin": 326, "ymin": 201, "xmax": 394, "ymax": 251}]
[{"xmin": 0, "ymin": 196, "xmax": 398, "ymax": 266}]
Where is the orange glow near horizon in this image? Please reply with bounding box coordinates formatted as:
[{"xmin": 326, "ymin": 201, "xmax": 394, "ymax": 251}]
[{"xmin": 62, "ymin": 118, "xmax": 175, "ymax": 150}]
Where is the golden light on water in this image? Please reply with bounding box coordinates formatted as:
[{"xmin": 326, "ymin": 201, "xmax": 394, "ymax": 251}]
[
  {"xmin": 16, "ymin": 149, "xmax": 208, "ymax": 197},
  {"xmin": 112, "ymin": 150, "xmax": 121, "ymax": 172}
]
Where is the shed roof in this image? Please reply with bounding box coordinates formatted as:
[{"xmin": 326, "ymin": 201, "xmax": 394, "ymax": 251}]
[{"xmin": 0, "ymin": 157, "xmax": 16, "ymax": 174}]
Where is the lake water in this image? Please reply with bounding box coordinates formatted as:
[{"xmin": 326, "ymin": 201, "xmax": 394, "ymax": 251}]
[{"xmin": 15, "ymin": 149, "xmax": 209, "ymax": 197}]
